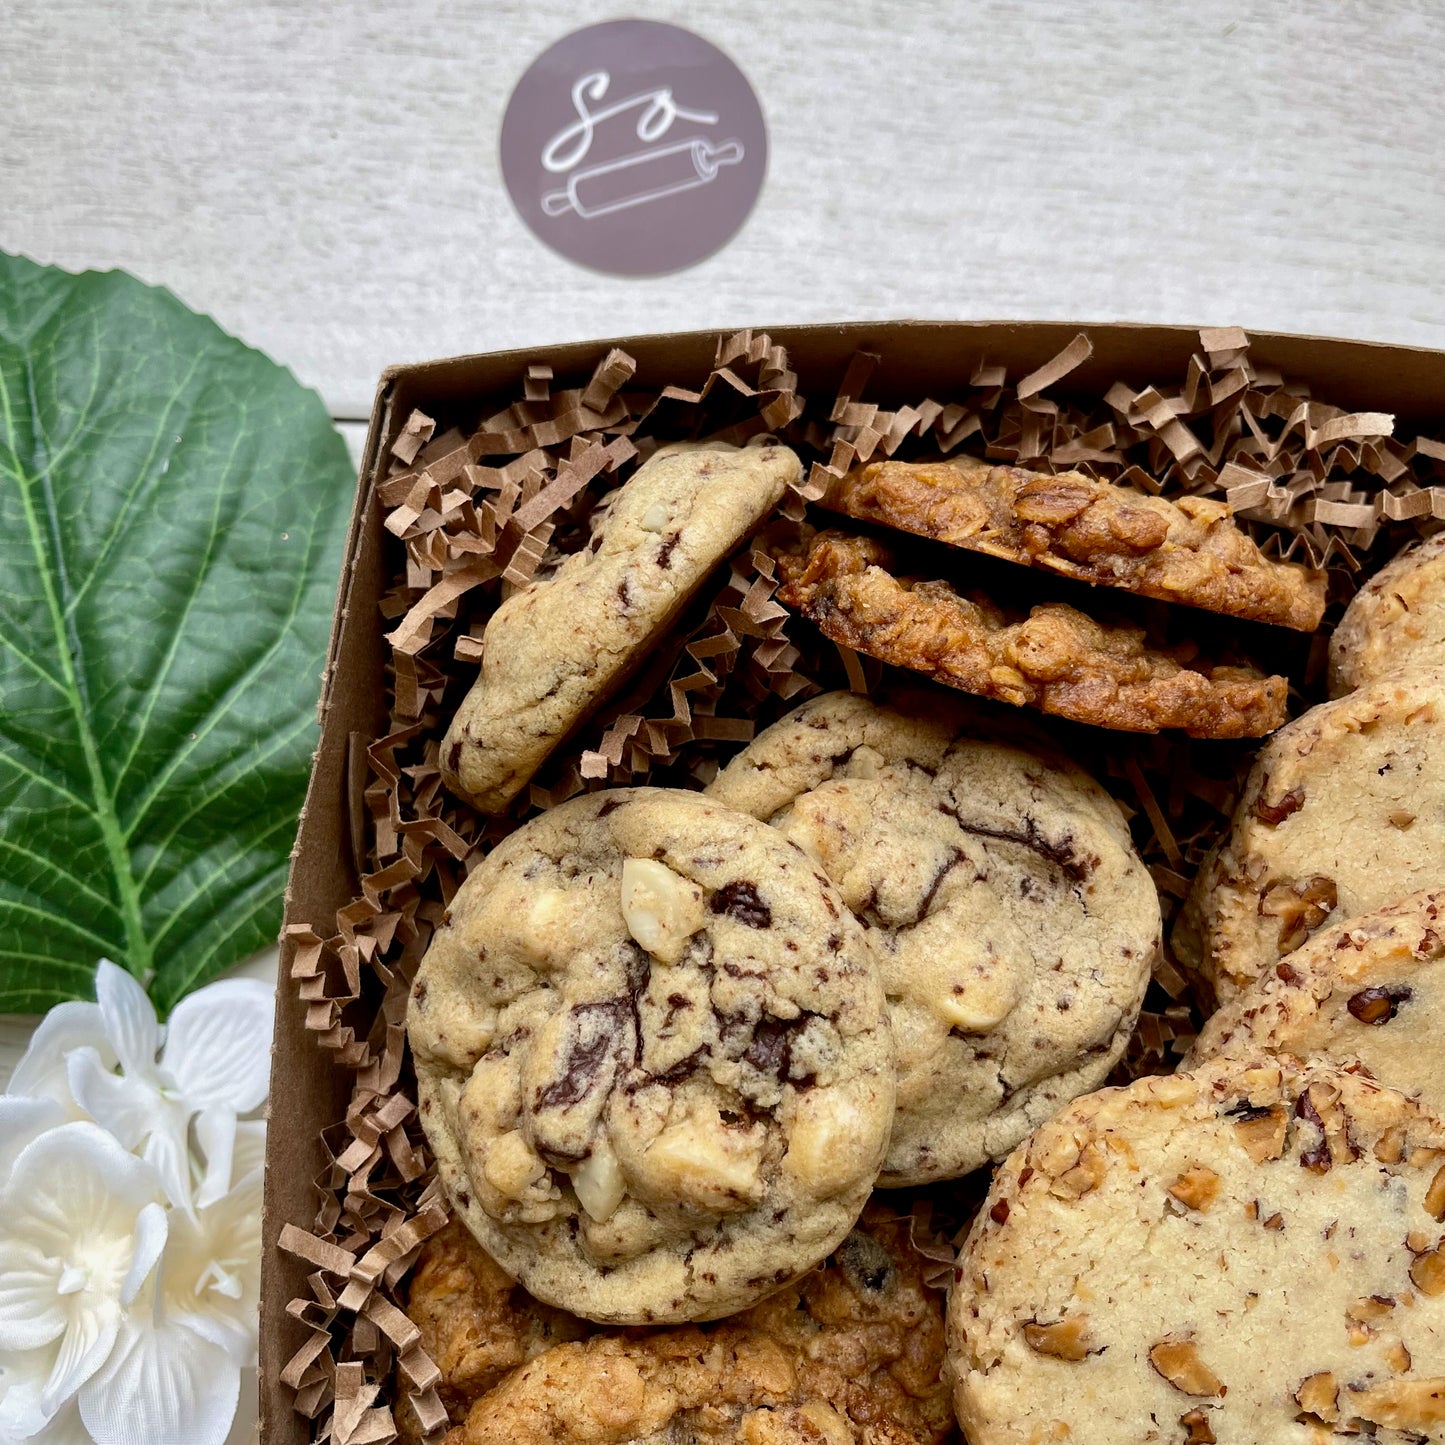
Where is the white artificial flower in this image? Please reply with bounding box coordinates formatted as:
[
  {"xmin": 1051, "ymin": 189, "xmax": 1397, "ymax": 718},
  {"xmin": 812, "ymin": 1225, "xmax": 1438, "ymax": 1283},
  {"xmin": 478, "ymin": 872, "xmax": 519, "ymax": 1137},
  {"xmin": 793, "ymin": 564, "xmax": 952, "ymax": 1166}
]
[
  {"xmin": 0, "ymin": 1124, "xmax": 167, "ymax": 1440},
  {"xmin": 57, "ymin": 960, "xmax": 273, "ymax": 1208},
  {"xmin": 80, "ymin": 1167, "xmax": 262, "ymax": 1445},
  {"xmin": 6, "ymin": 1002, "xmax": 116, "ymax": 1112}
]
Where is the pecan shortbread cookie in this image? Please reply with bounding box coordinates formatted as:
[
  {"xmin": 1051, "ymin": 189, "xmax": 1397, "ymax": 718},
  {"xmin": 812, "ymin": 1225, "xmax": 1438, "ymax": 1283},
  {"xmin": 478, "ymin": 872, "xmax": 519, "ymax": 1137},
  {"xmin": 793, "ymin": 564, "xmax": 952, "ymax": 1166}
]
[
  {"xmin": 1174, "ymin": 674, "xmax": 1445, "ymax": 1002},
  {"xmin": 824, "ymin": 457, "xmax": 1324, "ymax": 630},
  {"xmin": 948, "ymin": 1057, "xmax": 1445, "ymax": 1445},
  {"xmin": 408, "ymin": 788, "xmax": 896, "ymax": 1324},
  {"xmin": 1188, "ymin": 891, "xmax": 1445, "ymax": 1113},
  {"xmin": 1331, "ymin": 532, "xmax": 1445, "ymax": 696},
  {"xmin": 707, "ymin": 691, "xmax": 1159, "ymax": 1185},
  {"xmin": 425, "ymin": 1208, "xmax": 955, "ymax": 1445},
  {"xmin": 777, "ymin": 531, "xmax": 1288, "ymax": 737},
  {"xmin": 441, "ymin": 442, "xmax": 799, "ymax": 814}
]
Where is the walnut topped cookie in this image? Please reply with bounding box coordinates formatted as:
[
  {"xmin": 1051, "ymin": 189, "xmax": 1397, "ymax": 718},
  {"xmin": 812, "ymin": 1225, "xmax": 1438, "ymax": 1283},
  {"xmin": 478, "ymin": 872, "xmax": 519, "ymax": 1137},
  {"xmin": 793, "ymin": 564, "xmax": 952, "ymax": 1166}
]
[
  {"xmin": 708, "ymin": 691, "xmax": 1159, "ymax": 1185},
  {"xmin": 824, "ymin": 456, "xmax": 1325, "ymax": 630},
  {"xmin": 1188, "ymin": 891, "xmax": 1445, "ymax": 1115},
  {"xmin": 777, "ymin": 531, "xmax": 1288, "ymax": 738},
  {"xmin": 948, "ymin": 1057, "xmax": 1445, "ymax": 1445},
  {"xmin": 1331, "ymin": 532, "xmax": 1445, "ymax": 695},
  {"xmin": 1174, "ymin": 673, "xmax": 1445, "ymax": 1002},
  {"xmin": 441, "ymin": 441, "xmax": 799, "ymax": 814},
  {"xmin": 408, "ymin": 788, "xmax": 895, "ymax": 1324},
  {"xmin": 417, "ymin": 1208, "xmax": 954, "ymax": 1445}
]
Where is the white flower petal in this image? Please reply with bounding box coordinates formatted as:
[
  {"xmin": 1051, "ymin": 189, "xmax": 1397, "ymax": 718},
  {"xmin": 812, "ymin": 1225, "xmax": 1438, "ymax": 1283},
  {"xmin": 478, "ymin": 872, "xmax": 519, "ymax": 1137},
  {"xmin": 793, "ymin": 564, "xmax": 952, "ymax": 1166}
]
[
  {"xmin": 0, "ymin": 1242, "xmax": 66, "ymax": 1350},
  {"xmin": 2, "ymin": 1123, "xmax": 163, "ymax": 1259},
  {"xmin": 6, "ymin": 1001, "xmax": 111, "ymax": 1107},
  {"xmin": 192, "ymin": 1108, "xmax": 237, "ymax": 1209},
  {"xmin": 121, "ymin": 1204, "xmax": 169, "ymax": 1308},
  {"xmin": 229, "ymin": 1120, "xmax": 267, "ymax": 1185},
  {"xmin": 0, "ymin": 1095, "xmax": 65, "ymax": 1180},
  {"xmin": 160, "ymin": 980, "xmax": 274, "ymax": 1114},
  {"xmin": 139, "ymin": 1114, "xmax": 195, "ymax": 1213},
  {"xmin": 28, "ymin": 1398, "xmax": 92, "ymax": 1445},
  {"xmin": 42, "ymin": 1296, "xmax": 120, "ymax": 1415},
  {"xmin": 64, "ymin": 1050, "xmax": 157, "ymax": 1154},
  {"xmin": 0, "ymin": 1343, "xmax": 57, "ymax": 1438},
  {"xmin": 94, "ymin": 960, "xmax": 161, "ymax": 1083},
  {"xmin": 81, "ymin": 1316, "xmax": 239, "ymax": 1445}
]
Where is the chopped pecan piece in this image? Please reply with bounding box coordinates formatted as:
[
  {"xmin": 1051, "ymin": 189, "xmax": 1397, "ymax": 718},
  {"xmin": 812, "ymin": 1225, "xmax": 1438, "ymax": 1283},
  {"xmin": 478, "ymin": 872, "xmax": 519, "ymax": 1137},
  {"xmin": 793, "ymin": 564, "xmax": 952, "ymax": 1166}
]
[
  {"xmin": 1346, "ymin": 983, "xmax": 1412, "ymax": 1024},
  {"xmin": 1343, "ymin": 1376, "xmax": 1445, "ymax": 1429},
  {"xmin": 1410, "ymin": 1242, "xmax": 1445, "ymax": 1296},
  {"xmin": 1427, "ymin": 1164, "xmax": 1445, "ymax": 1222},
  {"xmin": 1167, "ymin": 1166, "xmax": 1221, "ymax": 1212},
  {"xmin": 1180, "ymin": 1407, "xmax": 1216, "ymax": 1443},
  {"xmin": 1022, "ymin": 1315, "xmax": 1097, "ymax": 1361},
  {"xmin": 1228, "ymin": 1103, "xmax": 1289, "ymax": 1164},
  {"xmin": 1376, "ymin": 1124, "xmax": 1407, "ymax": 1165},
  {"xmin": 1260, "ymin": 875, "xmax": 1338, "ymax": 955},
  {"xmin": 1148, "ymin": 1337, "xmax": 1224, "ymax": 1397},
  {"xmin": 1294, "ymin": 1371, "xmax": 1339, "ymax": 1422},
  {"xmin": 1254, "ymin": 787, "xmax": 1305, "ymax": 826}
]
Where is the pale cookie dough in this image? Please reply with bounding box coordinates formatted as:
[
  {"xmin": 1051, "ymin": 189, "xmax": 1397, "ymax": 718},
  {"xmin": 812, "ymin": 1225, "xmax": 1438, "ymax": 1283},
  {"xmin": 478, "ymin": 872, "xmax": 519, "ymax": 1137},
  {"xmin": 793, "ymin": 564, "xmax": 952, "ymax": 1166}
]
[
  {"xmin": 708, "ymin": 691, "xmax": 1159, "ymax": 1186},
  {"xmin": 441, "ymin": 441, "xmax": 799, "ymax": 813},
  {"xmin": 1174, "ymin": 673, "xmax": 1445, "ymax": 1002},
  {"xmin": 1188, "ymin": 891, "xmax": 1445, "ymax": 1113},
  {"xmin": 1331, "ymin": 532, "xmax": 1445, "ymax": 696},
  {"xmin": 408, "ymin": 788, "xmax": 896, "ymax": 1325},
  {"xmin": 422, "ymin": 1208, "xmax": 955, "ymax": 1445},
  {"xmin": 949, "ymin": 1057, "xmax": 1445, "ymax": 1445},
  {"xmin": 824, "ymin": 456, "xmax": 1324, "ymax": 630}
]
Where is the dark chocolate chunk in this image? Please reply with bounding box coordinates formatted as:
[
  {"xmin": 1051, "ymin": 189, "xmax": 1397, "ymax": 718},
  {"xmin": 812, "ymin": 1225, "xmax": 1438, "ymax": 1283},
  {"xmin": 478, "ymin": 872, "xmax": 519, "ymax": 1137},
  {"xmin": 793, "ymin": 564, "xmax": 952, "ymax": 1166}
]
[{"xmin": 711, "ymin": 880, "xmax": 772, "ymax": 929}]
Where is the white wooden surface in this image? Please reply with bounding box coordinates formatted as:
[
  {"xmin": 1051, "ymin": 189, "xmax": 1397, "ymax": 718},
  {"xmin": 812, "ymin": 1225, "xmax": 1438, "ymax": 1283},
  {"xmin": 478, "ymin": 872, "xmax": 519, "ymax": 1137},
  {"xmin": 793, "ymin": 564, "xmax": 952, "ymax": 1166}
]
[{"xmin": 4, "ymin": 0, "xmax": 1445, "ymax": 1062}]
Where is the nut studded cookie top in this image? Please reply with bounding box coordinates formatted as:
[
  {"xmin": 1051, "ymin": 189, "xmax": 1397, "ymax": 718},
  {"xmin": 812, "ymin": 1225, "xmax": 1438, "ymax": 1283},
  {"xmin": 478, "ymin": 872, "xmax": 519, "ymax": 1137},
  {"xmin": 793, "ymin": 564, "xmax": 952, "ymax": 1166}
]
[
  {"xmin": 948, "ymin": 1057, "xmax": 1445, "ymax": 1445},
  {"xmin": 407, "ymin": 789, "xmax": 895, "ymax": 1325}
]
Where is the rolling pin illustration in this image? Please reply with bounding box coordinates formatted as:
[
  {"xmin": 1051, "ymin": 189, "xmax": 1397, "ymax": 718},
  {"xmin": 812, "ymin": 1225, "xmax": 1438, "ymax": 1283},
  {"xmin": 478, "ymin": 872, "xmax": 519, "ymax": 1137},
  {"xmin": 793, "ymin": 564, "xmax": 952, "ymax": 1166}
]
[{"xmin": 541, "ymin": 137, "xmax": 745, "ymax": 219}]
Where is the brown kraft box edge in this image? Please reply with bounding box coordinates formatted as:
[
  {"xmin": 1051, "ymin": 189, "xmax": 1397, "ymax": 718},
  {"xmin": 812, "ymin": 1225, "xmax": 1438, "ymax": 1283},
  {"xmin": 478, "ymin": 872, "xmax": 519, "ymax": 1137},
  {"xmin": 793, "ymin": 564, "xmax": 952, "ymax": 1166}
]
[{"xmin": 259, "ymin": 319, "xmax": 1445, "ymax": 1444}]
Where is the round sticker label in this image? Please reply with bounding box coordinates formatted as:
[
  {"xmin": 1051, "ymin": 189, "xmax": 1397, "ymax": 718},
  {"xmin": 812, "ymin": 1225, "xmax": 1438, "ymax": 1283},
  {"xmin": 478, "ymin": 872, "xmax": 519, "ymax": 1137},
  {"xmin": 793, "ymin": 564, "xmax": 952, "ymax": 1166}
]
[{"xmin": 500, "ymin": 20, "xmax": 768, "ymax": 277}]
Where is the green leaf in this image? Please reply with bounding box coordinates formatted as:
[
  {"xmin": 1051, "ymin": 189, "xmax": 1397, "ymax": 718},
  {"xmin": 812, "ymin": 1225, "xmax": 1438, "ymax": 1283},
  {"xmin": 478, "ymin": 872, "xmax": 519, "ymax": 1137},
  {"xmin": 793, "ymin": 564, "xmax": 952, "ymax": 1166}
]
[{"xmin": 0, "ymin": 252, "xmax": 354, "ymax": 1015}]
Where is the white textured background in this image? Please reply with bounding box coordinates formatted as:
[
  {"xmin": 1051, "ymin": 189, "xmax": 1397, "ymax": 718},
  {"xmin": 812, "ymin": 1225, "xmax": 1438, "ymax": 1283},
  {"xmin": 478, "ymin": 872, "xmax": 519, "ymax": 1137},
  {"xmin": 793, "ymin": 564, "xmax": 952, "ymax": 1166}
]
[{"xmin": 3, "ymin": 0, "xmax": 1444, "ymax": 1051}]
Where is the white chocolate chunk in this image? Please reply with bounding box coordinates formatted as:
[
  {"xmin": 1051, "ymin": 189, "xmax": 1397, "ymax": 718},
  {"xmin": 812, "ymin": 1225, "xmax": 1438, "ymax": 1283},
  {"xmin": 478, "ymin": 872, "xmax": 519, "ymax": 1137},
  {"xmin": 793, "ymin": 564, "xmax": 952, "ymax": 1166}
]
[
  {"xmin": 640, "ymin": 500, "xmax": 670, "ymax": 532},
  {"xmin": 784, "ymin": 1081, "xmax": 881, "ymax": 1198},
  {"xmin": 483, "ymin": 1129, "xmax": 547, "ymax": 1201},
  {"xmin": 620, "ymin": 857, "xmax": 706, "ymax": 965},
  {"xmin": 570, "ymin": 1136, "xmax": 626, "ymax": 1223},
  {"xmin": 935, "ymin": 969, "xmax": 1018, "ymax": 1031},
  {"xmin": 636, "ymin": 1111, "xmax": 765, "ymax": 1210}
]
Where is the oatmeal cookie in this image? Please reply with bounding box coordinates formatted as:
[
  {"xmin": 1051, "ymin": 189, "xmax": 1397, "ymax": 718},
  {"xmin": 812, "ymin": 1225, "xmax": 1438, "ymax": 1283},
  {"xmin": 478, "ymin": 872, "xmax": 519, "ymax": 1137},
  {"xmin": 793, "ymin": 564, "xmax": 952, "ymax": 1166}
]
[
  {"xmin": 402, "ymin": 1220, "xmax": 587, "ymax": 1437},
  {"xmin": 949, "ymin": 1057, "xmax": 1445, "ymax": 1444},
  {"xmin": 824, "ymin": 457, "xmax": 1324, "ymax": 630},
  {"xmin": 440, "ymin": 1208, "xmax": 954, "ymax": 1445},
  {"xmin": 408, "ymin": 788, "xmax": 895, "ymax": 1324},
  {"xmin": 441, "ymin": 441, "xmax": 799, "ymax": 814},
  {"xmin": 1188, "ymin": 891, "xmax": 1445, "ymax": 1113},
  {"xmin": 707, "ymin": 691, "xmax": 1159, "ymax": 1185},
  {"xmin": 777, "ymin": 531, "xmax": 1288, "ymax": 737},
  {"xmin": 1331, "ymin": 532, "xmax": 1445, "ymax": 695},
  {"xmin": 1174, "ymin": 673, "xmax": 1445, "ymax": 1001}
]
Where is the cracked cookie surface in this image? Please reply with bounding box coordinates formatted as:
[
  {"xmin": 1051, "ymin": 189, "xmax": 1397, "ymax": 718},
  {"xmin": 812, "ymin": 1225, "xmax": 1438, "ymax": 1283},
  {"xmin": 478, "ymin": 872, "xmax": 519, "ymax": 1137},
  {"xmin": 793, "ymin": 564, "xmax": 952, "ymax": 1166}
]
[
  {"xmin": 1174, "ymin": 674, "xmax": 1445, "ymax": 1002},
  {"xmin": 414, "ymin": 1207, "xmax": 955, "ymax": 1445},
  {"xmin": 823, "ymin": 457, "xmax": 1324, "ymax": 631},
  {"xmin": 707, "ymin": 691, "xmax": 1159, "ymax": 1185},
  {"xmin": 1188, "ymin": 891, "xmax": 1445, "ymax": 1116},
  {"xmin": 408, "ymin": 788, "xmax": 895, "ymax": 1324},
  {"xmin": 948, "ymin": 1057, "xmax": 1445, "ymax": 1445},
  {"xmin": 1331, "ymin": 532, "xmax": 1445, "ymax": 695},
  {"xmin": 776, "ymin": 532, "xmax": 1288, "ymax": 738},
  {"xmin": 441, "ymin": 442, "xmax": 799, "ymax": 814}
]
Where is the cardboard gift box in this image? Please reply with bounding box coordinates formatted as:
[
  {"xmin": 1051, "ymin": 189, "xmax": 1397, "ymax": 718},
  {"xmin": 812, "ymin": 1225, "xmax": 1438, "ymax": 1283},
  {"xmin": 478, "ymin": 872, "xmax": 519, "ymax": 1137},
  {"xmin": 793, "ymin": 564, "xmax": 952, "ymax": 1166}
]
[{"xmin": 259, "ymin": 321, "xmax": 1445, "ymax": 1445}]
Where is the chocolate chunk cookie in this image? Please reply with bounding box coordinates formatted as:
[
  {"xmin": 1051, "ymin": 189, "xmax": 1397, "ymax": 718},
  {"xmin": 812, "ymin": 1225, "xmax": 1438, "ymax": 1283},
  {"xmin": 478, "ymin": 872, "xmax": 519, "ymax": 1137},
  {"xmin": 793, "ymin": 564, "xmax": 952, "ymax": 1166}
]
[
  {"xmin": 1188, "ymin": 891, "xmax": 1445, "ymax": 1113},
  {"xmin": 708, "ymin": 691, "xmax": 1159, "ymax": 1185},
  {"xmin": 408, "ymin": 789, "xmax": 896, "ymax": 1324},
  {"xmin": 442, "ymin": 442, "xmax": 799, "ymax": 814},
  {"xmin": 430, "ymin": 1207, "xmax": 954, "ymax": 1445},
  {"xmin": 824, "ymin": 457, "xmax": 1324, "ymax": 630},
  {"xmin": 777, "ymin": 531, "xmax": 1288, "ymax": 738},
  {"xmin": 1174, "ymin": 674, "xmax": 1445, "ymax": 1002},
  {"xmin": 949, "ymin": 1057, "xmax": 1445, "ymax": 1445},
  {"xmin": 1331, "ymin": 532, "xmax": 1445, "ymax": 696}
]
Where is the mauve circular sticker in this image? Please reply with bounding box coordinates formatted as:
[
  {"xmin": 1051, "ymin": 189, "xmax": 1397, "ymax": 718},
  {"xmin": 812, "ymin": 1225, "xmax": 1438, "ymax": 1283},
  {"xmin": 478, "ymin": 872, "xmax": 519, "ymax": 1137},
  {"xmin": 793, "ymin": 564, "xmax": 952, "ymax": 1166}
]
[{"xmin": 500, "ymin": 20, "xmax": 768, "ymax": 277}]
